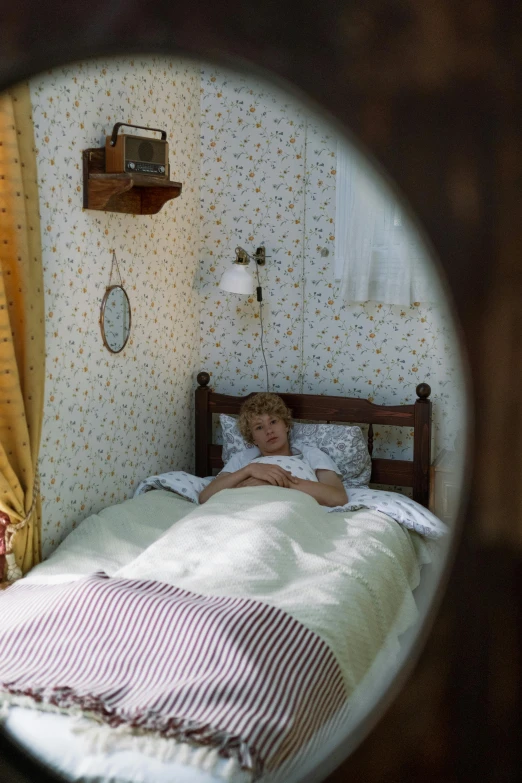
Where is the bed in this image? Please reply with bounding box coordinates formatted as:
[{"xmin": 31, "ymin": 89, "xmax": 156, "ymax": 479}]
[{"xmin": 0, "ymin": 374, "xmax": 445, "ymax": 783}]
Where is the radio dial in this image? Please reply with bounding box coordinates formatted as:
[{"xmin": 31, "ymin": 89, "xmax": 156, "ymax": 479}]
[
  {"xmin": 127, "ymin": 162, "xmax": 136, "ymax": 171},
  {"xmin": 159, "ymin": 165, "xmax": 165, "ymax": 174}
]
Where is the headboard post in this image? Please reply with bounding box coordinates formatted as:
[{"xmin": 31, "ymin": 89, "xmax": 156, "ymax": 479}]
[
  {"xmin": 413, "ymin": 383, "xmax": 432, "ymax": 507},
  {"xmin": 195, "ymin": 372, "xmax": 211, "ymax": 477}
]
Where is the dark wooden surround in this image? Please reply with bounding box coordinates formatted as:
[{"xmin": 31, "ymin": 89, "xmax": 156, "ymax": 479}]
[
  {"xmin": 5, "ymin": 3, "xmax": 522, "ymax": 783},
  {"xmin": 195, "ymin": 372, "xmax": 432, "ymax": 508}
]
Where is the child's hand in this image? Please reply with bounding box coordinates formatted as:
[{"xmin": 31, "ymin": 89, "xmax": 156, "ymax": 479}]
[
  {"xmin": 247, "ymin": 463, "xmax": 299, "ymax": 487},
  {"xmin": 236, "ymin": 477, "xmax": 271, "ymax": 488}
]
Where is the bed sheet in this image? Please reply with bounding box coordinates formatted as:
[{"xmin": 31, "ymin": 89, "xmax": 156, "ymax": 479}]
[{"xmin": 5, "ymin": 706, "xmax": 240, "ymax": 783}]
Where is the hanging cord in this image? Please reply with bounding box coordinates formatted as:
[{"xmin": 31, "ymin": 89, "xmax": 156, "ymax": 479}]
[
  {"xmin": 108, "ymin": 250, "xmax": 124, "ymax": 288},
  {"xmin": 254, "ymin": 261, "xmax": 270, "ymax": 392}
]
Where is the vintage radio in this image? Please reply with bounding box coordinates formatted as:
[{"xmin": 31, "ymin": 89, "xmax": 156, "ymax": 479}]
[{"xmin": 105, "ymin": 122, "xmax": 169, "ymax": 177}]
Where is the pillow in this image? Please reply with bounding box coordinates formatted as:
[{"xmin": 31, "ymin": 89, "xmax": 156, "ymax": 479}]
[
  {"xmin": 220, "ymin": 414, "xmax": 250, "ymax": 464},
  {"xmin": 291, "ymin": 422, "xmax": 371, "ymax": 487},
  {"xmin": 219, "ymin": 414, "xmax": 371, "ymax": 487}
]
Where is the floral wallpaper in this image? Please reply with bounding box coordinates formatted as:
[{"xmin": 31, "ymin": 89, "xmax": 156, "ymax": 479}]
[
  {"xmin": 28, "ymin": 58, "xmax": 465, "ymax": 557},
  {"xmin": 30, "ymin": 57, "xmax": 202, "ymax": 557},
  {"xmin": 198, "ymin": 66, "xmax": 466, "ymax": 461}
]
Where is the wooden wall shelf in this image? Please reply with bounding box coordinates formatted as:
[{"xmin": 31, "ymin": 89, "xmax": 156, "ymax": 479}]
[{"xmin": 82, "ymin": 148, "xmax": 182, "ymax": 215}]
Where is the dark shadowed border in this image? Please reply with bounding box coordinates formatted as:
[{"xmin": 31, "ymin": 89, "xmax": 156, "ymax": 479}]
[{"xmin": 3, "ymin": 0, "xmax": 521, "ymax": 780}]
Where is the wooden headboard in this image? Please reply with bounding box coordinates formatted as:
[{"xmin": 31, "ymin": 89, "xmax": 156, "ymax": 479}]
[{"xmin": 194, "ymin": 372, "xmax": 432, "ymax": 508}]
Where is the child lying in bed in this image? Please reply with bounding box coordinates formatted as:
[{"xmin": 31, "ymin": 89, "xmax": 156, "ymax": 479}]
[{"xmin": 199, "ymin": 392, "xmax": 348, "ymax": 507}]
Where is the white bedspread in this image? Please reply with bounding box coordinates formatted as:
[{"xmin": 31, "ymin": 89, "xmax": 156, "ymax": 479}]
[
  {"xmin": 116, "ymin": 486, "xmax": 431, "ymax": 693},
  {"xmin": 23, "ymin": 489, "xmax": 193, "ymax": 584}
]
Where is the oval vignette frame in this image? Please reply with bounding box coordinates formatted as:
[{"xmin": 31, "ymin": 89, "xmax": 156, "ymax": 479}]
[{"xmin": 2, "ymin": 0, "xmax": 516, "ymax": 781}]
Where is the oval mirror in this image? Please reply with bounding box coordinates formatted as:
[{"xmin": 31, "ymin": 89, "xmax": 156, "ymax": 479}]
[
  {"xmin": 100, "ymin": 284, "xmax": 131, "ymax": 353},
  {"xmin": 0, "ymin": 51, "xmax": 468, "ymax": 783}
]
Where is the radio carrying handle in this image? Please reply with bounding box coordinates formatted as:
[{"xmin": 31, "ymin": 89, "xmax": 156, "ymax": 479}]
[{"xmin": 109, "ymin": 123, "xmax": 168, "ymax": 146}]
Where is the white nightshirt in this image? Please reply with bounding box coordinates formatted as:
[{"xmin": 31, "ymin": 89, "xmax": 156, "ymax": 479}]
[{"xmin": 221, "ymin": 445, "xmax": 340, "ymax": 482}]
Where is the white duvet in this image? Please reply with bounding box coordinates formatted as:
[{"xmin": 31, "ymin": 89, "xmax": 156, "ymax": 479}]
[{"xmin": 116, "ymin": 486, "xmax": 431, "ymax": 693}]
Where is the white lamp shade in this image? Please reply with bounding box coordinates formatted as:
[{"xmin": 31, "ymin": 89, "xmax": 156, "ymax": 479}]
[{"xmin": 219, "ymin": 264, "xmax": 255, "ymax": 295}]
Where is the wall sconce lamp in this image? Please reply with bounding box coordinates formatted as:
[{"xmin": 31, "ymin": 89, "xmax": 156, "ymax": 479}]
[
  {"xmin": 219, "ymin": 246, "xmax": 266, "ymax": 300},
  {"xmin": 219, "ymin": 245, "xmax": 270, "ymax": 391}
]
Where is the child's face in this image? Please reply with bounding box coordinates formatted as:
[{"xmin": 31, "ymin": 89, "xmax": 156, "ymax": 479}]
[{"xmin": 250, "ymin": 413, "xmax": 289, "ymax": 455}]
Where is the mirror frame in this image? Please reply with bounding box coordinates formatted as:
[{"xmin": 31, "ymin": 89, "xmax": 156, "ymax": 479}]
[
  {"xmin": 1, "ymin": 1, "xmax": 520, "ymax": 782},
  {"xmin": 99, "ymin": 284, "xmax": 132, "ymax": 354}
]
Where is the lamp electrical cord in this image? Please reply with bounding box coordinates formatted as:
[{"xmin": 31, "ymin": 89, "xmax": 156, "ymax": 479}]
[{"xmin": 254, "ymin": 260, "xmax": 270, "ymax": 392}]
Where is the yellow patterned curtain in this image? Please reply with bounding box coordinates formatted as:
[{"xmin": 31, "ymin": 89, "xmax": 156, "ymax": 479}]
[{"xmin": 0, "ymin": 83, "xmax": 45, "ymax": 582}]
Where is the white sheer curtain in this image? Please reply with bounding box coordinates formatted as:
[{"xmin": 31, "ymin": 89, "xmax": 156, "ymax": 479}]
[{"xmin": 334, "ymin": 140, "xmax": 437, "ymax": 305}]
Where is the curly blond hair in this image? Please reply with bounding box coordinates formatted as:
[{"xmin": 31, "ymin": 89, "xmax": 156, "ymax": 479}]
[{"xmin": 238, "ymin": 393, "xmax": 293, "ymax": 445}]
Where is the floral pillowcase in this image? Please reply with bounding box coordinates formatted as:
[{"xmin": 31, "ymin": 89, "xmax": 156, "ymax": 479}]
[{"xmin": 219, "ymin": 414, "xmax": 372, "ymax": 487}]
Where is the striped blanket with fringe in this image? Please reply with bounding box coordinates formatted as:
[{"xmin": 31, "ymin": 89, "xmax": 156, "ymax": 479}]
[{"xmin": 0, "ymin": 571, "xmax": 346, "ymax": 779}]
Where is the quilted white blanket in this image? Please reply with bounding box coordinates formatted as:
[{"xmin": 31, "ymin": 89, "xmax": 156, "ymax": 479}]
[{"xmin": 116, "ymin": 486, "xmax": 430, "ymax": 694}]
